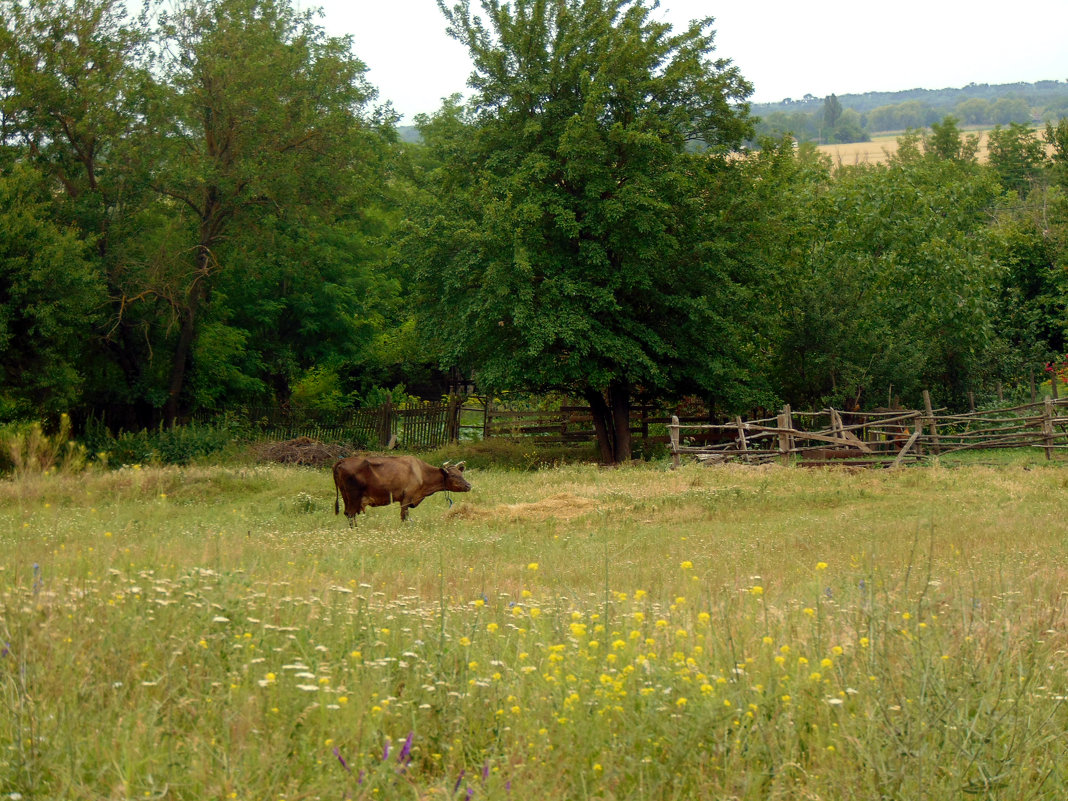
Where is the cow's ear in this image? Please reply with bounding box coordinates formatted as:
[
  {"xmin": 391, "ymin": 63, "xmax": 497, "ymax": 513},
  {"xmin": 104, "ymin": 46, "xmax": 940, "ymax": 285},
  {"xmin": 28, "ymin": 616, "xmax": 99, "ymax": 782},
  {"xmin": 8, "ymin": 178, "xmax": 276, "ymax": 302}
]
[{"xmin": 456, "ymin": 461, "xmax": 466, "ymax": 472}]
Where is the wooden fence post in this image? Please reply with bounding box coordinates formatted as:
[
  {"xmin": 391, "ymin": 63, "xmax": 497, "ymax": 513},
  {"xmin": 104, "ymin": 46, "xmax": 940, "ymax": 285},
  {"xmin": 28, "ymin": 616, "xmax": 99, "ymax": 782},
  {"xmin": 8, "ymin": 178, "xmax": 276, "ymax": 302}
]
[
  {"xmin": 892, "ymin": 421, "xmax": 923, "ymax": 468},
  {"xmin": 446, "ymin": 395, "xmax": 460, "ymax": 444},
  {"xmin": 830, "ymin": 408, "xmax": 844, "ymax": 441},
  {"xmin": 669, "ymin": 415, "xmax": 680, "ymax": 470},
  {"xmin": 1053, "ymin": 373, "xmax": 1060, "ymax": 401},
  {"xmin": 777, "ymin": 410, "xmax": 791, "ymax": 466},
  {"xmin": 968, "ymin": 391, "xmax": 975, "ymax": 413},
  {"xmin": 1043, "ymin": 398, "xmax": 1055, "ymax": 460},
  {"xmin": 377, "ymin": 398, "xmax": 393, "ymax": 449},
  {"xmin": 784, "ymin": 404, "xmax": 795, "ymax": 454},
  {"xmin": 734, "ymin": 416, "xmax": 750, "ymax": 464},
  {"xmin": 1030, "ymin": 371, "xmax": 1037, "ymax": 404},
  {"xmin": 482, "ymin": 398, "xmax": 494, "ymax": 440},
  {"xmin": 922, "ymin": 390, "xmax": 940, "ymax": 455}
]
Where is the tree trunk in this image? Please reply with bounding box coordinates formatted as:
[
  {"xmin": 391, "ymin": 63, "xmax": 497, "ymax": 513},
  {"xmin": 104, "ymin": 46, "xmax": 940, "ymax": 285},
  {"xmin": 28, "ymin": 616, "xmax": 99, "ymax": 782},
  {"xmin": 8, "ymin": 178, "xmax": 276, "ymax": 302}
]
[
  {"xmin": 163, "ymin": 245, "xmax": 213, "ymax": 427},
  {"xmin": 585, "ymin": 381, "xmax": 632, "ymax": 464},
  {"xmin": 609, "ymin": 380, "xmax": 632, "ymax": 463},
  {"xmin": 584, "ymin": 388, "xmax": 616, "ymax": 464}
]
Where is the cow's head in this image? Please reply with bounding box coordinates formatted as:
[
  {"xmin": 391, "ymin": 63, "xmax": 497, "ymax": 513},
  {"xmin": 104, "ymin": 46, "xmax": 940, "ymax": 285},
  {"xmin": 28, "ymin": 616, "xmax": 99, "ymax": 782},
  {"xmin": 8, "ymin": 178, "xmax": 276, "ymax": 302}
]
[{"xmin": 441, "ymin": 461, "xmax": 472, "ymax": 492}]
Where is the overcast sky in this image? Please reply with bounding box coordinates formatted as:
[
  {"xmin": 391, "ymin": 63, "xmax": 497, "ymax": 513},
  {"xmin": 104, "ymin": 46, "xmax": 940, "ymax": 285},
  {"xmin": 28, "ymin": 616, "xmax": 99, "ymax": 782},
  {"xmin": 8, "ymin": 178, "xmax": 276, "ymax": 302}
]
[{"xmin": 303, "ymin": 1, "xmax": 1068, "ymax": 123}]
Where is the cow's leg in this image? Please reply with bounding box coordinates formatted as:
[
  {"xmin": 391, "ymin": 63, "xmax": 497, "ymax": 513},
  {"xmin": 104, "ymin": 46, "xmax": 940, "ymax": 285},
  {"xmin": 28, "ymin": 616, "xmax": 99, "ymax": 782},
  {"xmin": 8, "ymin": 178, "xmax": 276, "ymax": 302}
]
[
  {"xmin": 400, "ymin": 504, "xmax": 410, "ymax": 522},
  {"xmin": 346, "ymin": 491, "xmax": 364, "ymax": 528}
]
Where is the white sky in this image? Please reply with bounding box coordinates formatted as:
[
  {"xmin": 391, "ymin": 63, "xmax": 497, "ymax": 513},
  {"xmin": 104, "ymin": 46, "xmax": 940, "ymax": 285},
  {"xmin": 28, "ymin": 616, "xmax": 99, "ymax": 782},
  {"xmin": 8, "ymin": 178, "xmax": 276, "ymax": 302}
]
[{"xmin": 304, "ymin": 1, "xmax": 1068, "ymax": 122}]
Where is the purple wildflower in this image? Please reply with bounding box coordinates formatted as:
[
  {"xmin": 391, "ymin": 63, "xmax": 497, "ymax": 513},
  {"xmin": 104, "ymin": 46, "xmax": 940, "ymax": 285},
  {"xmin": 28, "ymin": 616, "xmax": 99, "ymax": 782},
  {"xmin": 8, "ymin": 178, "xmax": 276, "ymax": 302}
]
[
  {"xmin": 334, "ymin": 747, "xmax": 351, "ymax": 774},
  {"xmin": 398, "ymin": 731, "xmax": 413, "ymax": 766},
  {"xmin": 482, "ymin": 762, "xmax": 490, "ymax": 784},
  {"xmin": 453, "ymin": 770, "xmax": 465, "ymax": 794},
  {"xmin": 382, "ymin": 737, "xmax": 391, "ymax": 761}
]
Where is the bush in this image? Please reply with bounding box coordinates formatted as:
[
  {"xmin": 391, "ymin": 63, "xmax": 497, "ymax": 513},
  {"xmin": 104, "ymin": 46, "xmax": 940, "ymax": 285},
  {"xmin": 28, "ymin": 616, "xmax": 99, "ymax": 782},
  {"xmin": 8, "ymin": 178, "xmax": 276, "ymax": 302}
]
[
  {"xmin": 0, "ymin": 414, "xmax": 87, "ymax": 477},
  {"xmin": 81, "ymin": 418, "xmax": 246, "ymax": 467}
]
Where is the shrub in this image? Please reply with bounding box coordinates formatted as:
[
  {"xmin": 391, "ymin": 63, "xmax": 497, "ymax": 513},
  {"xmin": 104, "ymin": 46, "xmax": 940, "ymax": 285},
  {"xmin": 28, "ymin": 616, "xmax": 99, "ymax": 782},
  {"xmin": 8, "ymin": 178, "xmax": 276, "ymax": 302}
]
[
  {"xmin": 81, "ymin": 418, "xmax": 246, "ymax": 467},
  {"xmin": 0, "ymin": 414, "xmax": 87, "ymax": 477}
]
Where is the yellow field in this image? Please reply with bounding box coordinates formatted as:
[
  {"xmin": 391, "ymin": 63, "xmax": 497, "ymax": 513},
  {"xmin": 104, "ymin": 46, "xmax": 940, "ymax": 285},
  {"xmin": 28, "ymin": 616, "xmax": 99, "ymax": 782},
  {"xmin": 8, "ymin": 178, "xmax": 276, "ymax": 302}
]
[
  {"xmin": 816, "ymin": 130, "xmax": 994, "ymax": 166},
  {"xmin": 817, "ymin": 127, "xmax": 1056, "ymax": 166}
]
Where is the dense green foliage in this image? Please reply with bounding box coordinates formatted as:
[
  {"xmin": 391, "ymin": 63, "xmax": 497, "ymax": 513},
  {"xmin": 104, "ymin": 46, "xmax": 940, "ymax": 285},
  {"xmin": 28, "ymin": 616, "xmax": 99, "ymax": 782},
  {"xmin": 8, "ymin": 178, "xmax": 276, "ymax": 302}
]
[
  {"xmin": 3, "ymin": 0, "xmax": 1068, "ymax": 461},
  {"xmin": 0, "ymin": 0, "xmax": 400, "ymax": 427},
  {"xmin": 401, "ymin": 0, "xmax": 756, "ymax": 462}
]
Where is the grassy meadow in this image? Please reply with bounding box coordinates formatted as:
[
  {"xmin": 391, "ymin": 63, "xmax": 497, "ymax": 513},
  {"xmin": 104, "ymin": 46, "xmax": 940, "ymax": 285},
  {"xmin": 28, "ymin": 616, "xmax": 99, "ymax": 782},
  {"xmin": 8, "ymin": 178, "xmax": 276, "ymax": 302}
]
[{"xmin": 3, "ymin": 454, "xmax": 1068, "ymax": 799}]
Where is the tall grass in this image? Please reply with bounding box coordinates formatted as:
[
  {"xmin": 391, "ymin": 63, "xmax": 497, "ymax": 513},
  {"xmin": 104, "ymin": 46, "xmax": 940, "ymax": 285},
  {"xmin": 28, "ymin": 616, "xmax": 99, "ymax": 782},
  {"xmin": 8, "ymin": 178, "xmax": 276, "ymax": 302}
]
[
  {"xmin": 2, "ymin": 459, "xmax": 1067, "ymax": 798},
  {"xmin": 1, "ymin": 413, "xmax": 87, "ymax": 477}
]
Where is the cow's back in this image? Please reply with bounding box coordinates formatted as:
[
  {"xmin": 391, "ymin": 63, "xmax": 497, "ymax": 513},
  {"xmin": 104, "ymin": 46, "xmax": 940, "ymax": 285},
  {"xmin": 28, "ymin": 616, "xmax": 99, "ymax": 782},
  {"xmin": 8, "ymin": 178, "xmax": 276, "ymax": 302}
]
[{"xmin": 334, "ymin": 455, "xmax": 421, "ymax": 498}]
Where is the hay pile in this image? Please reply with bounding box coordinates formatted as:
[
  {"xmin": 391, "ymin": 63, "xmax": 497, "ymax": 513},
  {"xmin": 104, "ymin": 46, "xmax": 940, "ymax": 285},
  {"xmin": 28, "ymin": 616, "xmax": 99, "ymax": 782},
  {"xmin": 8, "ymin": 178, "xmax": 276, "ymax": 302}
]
[{"xmin": 254, "ymin": 437, "xmax": 356, "ymax": 467}]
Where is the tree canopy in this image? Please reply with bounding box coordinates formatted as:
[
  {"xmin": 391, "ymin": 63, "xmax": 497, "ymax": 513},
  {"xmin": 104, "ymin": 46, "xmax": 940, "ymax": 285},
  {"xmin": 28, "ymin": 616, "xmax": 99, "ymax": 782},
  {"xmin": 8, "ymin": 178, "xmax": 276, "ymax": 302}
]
[
  {"xmin": 2, "ymin": 0, "xmax": 1068, "ymax": 463},
  {"xmin": 403, "ymin": 0, "xmax": 755, "ymax": 462}
]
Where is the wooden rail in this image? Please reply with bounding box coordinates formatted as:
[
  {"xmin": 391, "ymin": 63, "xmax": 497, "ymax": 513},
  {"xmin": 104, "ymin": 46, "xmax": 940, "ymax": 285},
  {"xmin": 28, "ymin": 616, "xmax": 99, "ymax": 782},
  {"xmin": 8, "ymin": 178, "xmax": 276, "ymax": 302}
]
[{"xmin": 668, "ymin": 398, "xmax": 1068, "ymax": 468}]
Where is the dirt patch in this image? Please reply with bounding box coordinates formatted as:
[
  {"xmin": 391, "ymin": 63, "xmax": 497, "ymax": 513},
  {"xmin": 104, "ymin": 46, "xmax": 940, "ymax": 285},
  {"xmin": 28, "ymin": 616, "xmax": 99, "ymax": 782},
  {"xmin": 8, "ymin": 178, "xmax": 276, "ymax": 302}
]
[
  {"xmin": 446, "ymin": 492, "xmax": 602, "ymax": 522},
  {"xmin": 253, "ymin": 437, "xmax": 356, "ymax": 467}
]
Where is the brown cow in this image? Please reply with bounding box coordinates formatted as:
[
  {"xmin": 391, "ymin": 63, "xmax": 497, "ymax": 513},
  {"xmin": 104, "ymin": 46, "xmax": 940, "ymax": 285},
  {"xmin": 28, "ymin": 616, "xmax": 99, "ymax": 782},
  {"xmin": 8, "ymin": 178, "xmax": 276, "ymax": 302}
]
[{"xmin": 333, "ymin": 455, "xmax": 471, "ymax": 525}]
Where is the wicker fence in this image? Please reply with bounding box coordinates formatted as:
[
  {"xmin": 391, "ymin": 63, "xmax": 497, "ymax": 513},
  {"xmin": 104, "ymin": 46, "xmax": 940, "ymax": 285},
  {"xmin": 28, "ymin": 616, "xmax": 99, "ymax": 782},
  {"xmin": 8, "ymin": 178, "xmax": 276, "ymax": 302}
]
[
  {"xmin": 668, "ymin": 393, "xmax": 1068, "ymax": 468},
  {"xmin": 227, "ymin": 391, "xmax": 1068, "ymax": 463}
]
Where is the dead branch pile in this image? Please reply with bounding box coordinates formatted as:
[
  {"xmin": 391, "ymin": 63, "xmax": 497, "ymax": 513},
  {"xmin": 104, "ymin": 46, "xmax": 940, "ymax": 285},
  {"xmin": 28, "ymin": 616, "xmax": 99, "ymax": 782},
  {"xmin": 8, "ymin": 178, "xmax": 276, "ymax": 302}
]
[{"xmin": 253, "ymin": 437, "xmax": 356, "ymax": 467}]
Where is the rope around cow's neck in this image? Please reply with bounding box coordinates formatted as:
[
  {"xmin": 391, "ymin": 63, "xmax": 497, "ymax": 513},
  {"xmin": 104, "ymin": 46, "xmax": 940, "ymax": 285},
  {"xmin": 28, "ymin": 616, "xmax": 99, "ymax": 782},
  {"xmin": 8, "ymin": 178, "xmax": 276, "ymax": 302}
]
[{"xmin": 444, "ymin": 490, "xmax": 453, "ymax": 508}]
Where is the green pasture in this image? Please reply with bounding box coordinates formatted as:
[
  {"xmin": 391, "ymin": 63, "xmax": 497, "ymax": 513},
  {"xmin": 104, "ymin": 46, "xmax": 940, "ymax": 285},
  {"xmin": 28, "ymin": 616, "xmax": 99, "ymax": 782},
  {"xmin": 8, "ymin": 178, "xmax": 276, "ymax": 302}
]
[{"xmin": 3, "ymin": 455, "xmax": 1068, "ymax": 799}]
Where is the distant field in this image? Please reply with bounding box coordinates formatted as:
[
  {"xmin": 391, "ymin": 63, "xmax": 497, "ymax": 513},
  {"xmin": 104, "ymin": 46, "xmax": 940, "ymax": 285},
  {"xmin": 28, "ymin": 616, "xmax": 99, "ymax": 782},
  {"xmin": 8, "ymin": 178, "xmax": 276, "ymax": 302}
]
[
  {"xmin": 3, "ymin": 457, "xmax": 1068, "ymax": 798},
  {"xmin": 816, "ymin": 127, "xmax": 1055, "ymax": 166},
  {"xmin": 816, "ymin": 130, "xmax": 992, "ymax": 165},
  {"xmin": 817, "ymin": 133, "xmax": 907, "ymax": 165}
]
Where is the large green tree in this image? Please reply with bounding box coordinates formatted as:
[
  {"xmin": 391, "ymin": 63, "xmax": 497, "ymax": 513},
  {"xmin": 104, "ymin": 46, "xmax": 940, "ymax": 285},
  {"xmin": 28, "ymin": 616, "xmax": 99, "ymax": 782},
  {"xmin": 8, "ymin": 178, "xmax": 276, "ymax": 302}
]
[
  {"xmin": 406, "ymin": 0, "xmax": 754, "ymax": 463},
  {"xmin": 2, "ymin": 0, "xmax": 398, "ymax": 425},
  {"xmin": 146, "ymin": 0, "xmax": 389, "ymax": 423},
  {"xmin": 0, "ymin": 0, "xmax": 158, "ymax": 418}
]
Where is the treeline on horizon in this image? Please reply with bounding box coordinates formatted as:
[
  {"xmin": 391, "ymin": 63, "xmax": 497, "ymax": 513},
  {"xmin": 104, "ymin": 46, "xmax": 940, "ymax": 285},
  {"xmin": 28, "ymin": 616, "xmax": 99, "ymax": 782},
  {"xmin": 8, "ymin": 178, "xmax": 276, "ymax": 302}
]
[
  {"xmin": 2, "ymin": 0, "xmax": 1068, "ymax": 461},
  {"xmin": 752, "ymin": 80, "xmax": 1068, "ymax": 144}
]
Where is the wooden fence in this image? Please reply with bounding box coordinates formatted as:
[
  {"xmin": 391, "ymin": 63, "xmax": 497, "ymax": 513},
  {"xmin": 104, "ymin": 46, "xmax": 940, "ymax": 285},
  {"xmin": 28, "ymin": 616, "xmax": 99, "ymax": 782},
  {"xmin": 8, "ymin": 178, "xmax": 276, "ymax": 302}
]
[
  {"xmin": 220, "ymin": 392, "xmax": 1068, "ymax": 461},
  {"xmin": 236, "ymin": 398, "xmax": 466, "ymax": 450},
  {"xmin": 236, "ymin": 398, "xmax": 716, "ymax": 451},
  {"xmin": 668, "ymin": 393, "xmax": 1068, "ymax": 468},
  {"xmin": 481, "ymin": 401, "xmax": 722, "ymax": 448}
]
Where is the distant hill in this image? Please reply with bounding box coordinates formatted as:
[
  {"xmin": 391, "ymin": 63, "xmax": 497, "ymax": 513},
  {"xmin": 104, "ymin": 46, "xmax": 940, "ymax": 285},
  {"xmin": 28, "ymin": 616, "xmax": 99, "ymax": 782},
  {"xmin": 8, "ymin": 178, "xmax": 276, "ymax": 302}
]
[
  {"xmin": 751, "ymin": 80, "xmax": 1068, "ymax": 144},
  {"xmin": 753, "ymin": 80, "xmax": 1068, "ymax": 115},
  {"xmin": 391, "ymin": 82, "xmax": 1068, "ymax": 147}
]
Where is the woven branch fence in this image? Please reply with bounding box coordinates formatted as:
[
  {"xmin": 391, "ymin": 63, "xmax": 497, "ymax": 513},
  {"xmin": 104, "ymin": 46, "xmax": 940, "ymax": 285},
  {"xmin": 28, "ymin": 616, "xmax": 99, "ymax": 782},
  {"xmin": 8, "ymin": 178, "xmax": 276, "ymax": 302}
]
[{"xmin": 668, "ymin": 392, "xmax": 1068, "ymax": 469}]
